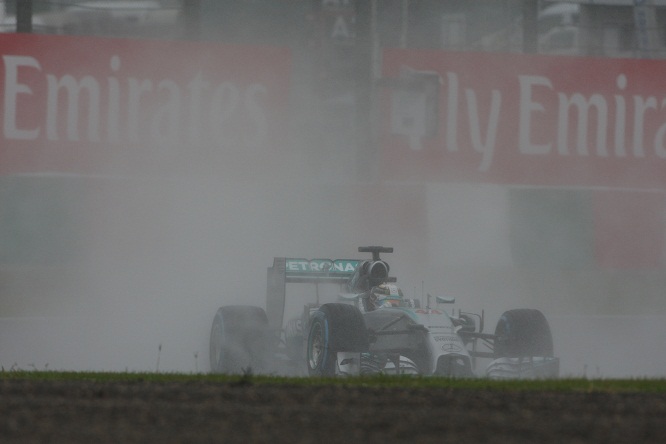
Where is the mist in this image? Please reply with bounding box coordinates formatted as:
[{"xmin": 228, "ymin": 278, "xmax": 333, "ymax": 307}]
[
  {"xmin": 0, "ymin": 1, "xmax": 665, "ymax": 379},
  {"xmin": 2, "ymin": 173, "xmax": 664, "ymax": 378}
]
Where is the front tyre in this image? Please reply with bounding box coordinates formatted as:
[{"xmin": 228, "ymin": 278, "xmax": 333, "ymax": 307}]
[
  {"xmin": 307, "ymin": 303, "xmax": 369, "ymax": 377},
  {"xmin": 494, "ymin": 309, "xmax": 554, "ymax": 358}
]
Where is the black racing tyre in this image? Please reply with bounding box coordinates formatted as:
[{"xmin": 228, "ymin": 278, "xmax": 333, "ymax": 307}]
[
  {"xmin": 209, "ymin": 305, "xmax": 270, "ymax": 373},
  {"xmin": 493, "ymin": 309, "xmax": 554, "ymax": 358},
  {"xmin": 306, "ymin": 303, "xmax": 369, "ymax": 377}
]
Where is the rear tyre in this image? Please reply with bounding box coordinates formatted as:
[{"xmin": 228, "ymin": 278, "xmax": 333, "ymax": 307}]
[
  {"xmin": 209, "ymin": 305, "xmax": 270, "ymax": 373},
  {"xmin": 494, "ymin": 309, "xmax": 554, "ymax": 358},
  {"xmin": 307, "ymin": 303, "xmax": 369, "ymax": 377}
]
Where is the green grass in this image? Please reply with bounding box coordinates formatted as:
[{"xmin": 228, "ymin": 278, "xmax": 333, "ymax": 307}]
[{"xmin": 1, "ymin": 370, "xmax": 666, "ymax": 393}]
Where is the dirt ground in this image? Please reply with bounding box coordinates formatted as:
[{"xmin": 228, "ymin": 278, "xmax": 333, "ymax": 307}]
[{"xmin": 1, "ymin": 379, "xmax": 665, "ymax": 443}]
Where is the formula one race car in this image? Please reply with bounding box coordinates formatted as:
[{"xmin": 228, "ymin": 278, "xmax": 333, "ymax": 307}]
[{"xmin": 209, "ymin": 246, "xmax": 559, "ymax": 378}]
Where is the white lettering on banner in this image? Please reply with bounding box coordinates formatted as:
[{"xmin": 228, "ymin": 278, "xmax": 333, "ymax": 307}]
[
  {"xmin": 1, "ymin": 54, "xmax": 269, "ymax": 148},
  {"xmin": 445, "ymin": 72, "xmax": 458, "ymax": 153},
  {"xmin": 614, "ymin": 74, "xmax": 627, "ymax": 157},
  {"xmin": 519, "ymin": 74, "xmax": 665, "ymax": 162},
  {"xmin": 127, "ymin": 77, "xmax": 152, "ymax": 143},
  {"xmin": 150, "ymin": 79, "xmax": 180, "ymax": 146},
  {"xmin": 518, "ymin": 75, "xmax": 552, "ymax": 155},
  {"xmin": 632, "ymin": 95, "xmax": 656, "ymax": 158},
  {"xmin": 434, "ymin": 71, "xmax": 666, "ymax": 171},
  {"xmin": 4, "ymin": 55, "xmax": 40, "ymax": 140},
  {"xmin": 47, "ymin": 74, "xmax": 101, "ymax": 142},
  {"xmin": 557, "ymin": 92, "xmax": 608, "ymax": 157},
  {"xmin": 655, "ymin": 97, "xmax": 666, "ymax": 159},
  {"xmin": 465, "ymin": 88, "xmax": 500, "ymax": 171},
  {"xmin": 107, "ymin": 55, "xmax": 121, "ymax": 143}
]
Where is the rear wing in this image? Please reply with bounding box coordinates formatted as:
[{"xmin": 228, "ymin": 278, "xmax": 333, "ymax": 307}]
[{"xmin": 266, "ymin": 257, "xmax": 359, "ymax": 329}]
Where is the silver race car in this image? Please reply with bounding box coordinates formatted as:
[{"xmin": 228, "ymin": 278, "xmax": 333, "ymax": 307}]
[{"xmin": 209, "ymin": 246, "xmax": 559, "ymax": 378}]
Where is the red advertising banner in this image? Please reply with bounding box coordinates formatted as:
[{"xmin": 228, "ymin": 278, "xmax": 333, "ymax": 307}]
[
  {"xmin": 381, "ymin": 49, "xmax": 666, "ymax": 190},
  {"xmin": 0, "ymin": 34, "xmax": 291, "ymax": 175}
]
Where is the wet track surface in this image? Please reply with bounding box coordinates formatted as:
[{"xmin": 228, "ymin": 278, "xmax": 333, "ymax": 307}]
[{"xmin": 1, "ymin": 379, "xmax": 666, "ymax": 443}]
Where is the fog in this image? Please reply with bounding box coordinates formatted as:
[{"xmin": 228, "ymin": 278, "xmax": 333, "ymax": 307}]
[
  {"xmin": 0, "ymin": 170, "xmax": 434, "ymax": 373},
  {"xmin": 1, "ymin": 174, "xmax": 664, "ymax": 377},
  {"xmin": 0, "ymin": 1, "xmax": 665, "ymax": 379}
]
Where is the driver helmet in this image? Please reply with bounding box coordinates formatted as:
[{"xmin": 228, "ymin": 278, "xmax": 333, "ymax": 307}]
[{"xmin": 370, "ymin": 283, "xmax": 404, "ymax": 310}]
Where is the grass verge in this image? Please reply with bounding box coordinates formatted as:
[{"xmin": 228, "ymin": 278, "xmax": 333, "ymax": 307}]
[{"xmin": 1, "ymin": 370, "xmax": 666, "ymax": 393}]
